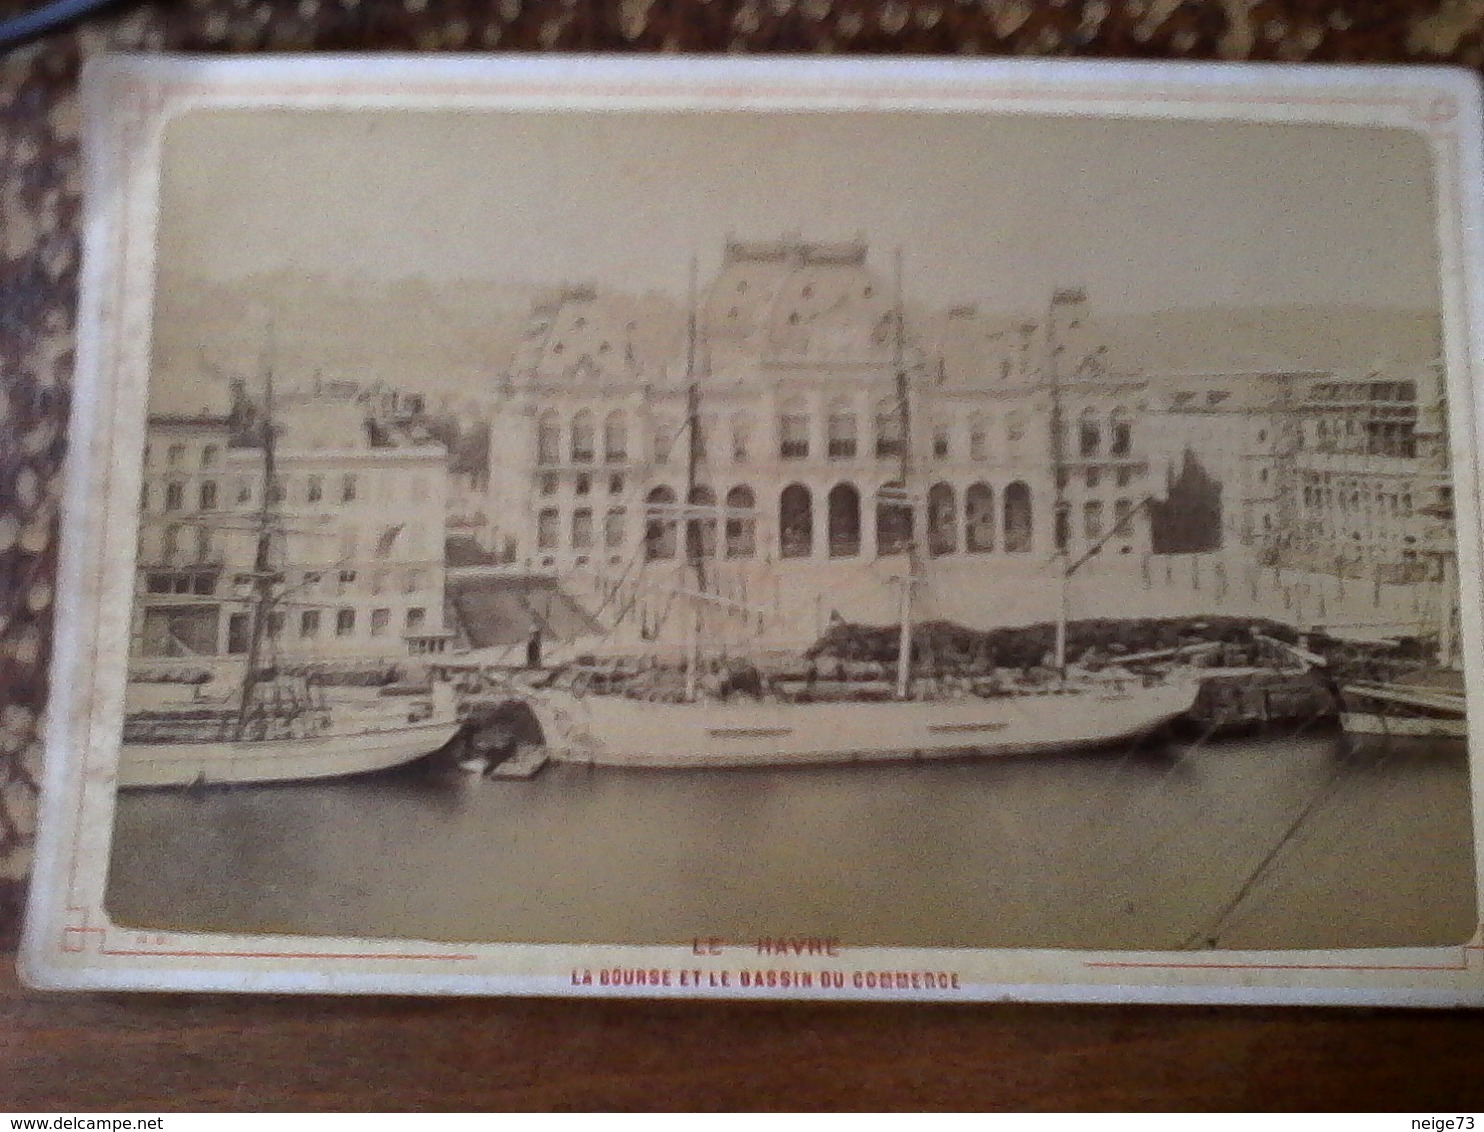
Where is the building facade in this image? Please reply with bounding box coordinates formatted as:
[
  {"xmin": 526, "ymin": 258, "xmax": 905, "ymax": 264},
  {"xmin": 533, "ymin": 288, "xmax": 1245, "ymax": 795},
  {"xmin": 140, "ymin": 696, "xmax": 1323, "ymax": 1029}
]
[
  {"xmin": 132, "ymin": 384, "xmax": 452, "ymax": 665},
  {"xmin": 488, "ymin": 239, "xmax": 1157, "ymax": 618},
  {"xmin": 1288, "ymin": 364, "xmax": 1453, "ymax": 581}
]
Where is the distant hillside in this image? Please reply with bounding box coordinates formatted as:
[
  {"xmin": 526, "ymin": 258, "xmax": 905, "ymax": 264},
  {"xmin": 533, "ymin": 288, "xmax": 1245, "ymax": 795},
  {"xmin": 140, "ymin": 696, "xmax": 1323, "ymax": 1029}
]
[
  {"xmin": 147, "ymin": 271, "xmax": 1443, "ymax": 415},
  {"xmin": 1103, "ymin": 305, "xmax": 1441, "ymax": 374}
]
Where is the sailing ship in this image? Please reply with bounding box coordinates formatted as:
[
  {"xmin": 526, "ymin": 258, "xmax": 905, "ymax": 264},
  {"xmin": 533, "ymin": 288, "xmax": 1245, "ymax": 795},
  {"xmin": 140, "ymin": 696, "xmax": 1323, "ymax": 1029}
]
[
  {"xmin": 519, "ymin": 266, "xmax": 1200, "ymax": 768},
  {"xmin": 1338, "ymin": 499, "xmax": 1467, "ymax": 740},
  {"xmin": 119, "ymin": 357, "xmax": 461, "ymax": 788}
]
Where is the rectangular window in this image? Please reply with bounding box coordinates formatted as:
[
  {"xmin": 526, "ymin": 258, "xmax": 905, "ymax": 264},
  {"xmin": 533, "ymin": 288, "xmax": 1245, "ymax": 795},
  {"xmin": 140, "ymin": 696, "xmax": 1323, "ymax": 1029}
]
[
  {"xmin": 605, "ymin": 508, "xmax": 626, "ymax": 549},
  {"xmin": 191, "ymin": 573, "xmax": 215, "ymax": 596},
  {"xmin": 307, "ymin": 475, "xmax": 323, "ymax": 503},
  {"xmin": 227, "ymin": 613, "xmax": 250, "ymax": 654},
  {"xmin": 1111, "ymin": 422, "xmax": 1132, "ymax": 457},
  {"xmin": 1084, "ymin": 501, "xmax": 1103, "ymax": 540},
  {"xmin": 301, "ymin": 610, "xmax": 320, "ymax": 638},
  {"xmin": 341, "ymin": 474, "xmax": 358, "ymax": 503},
  {"xmin": 146, "ymin": 574, "xmax": 171, "ymax": 594},
  {"xmin": 828, "ymin": 412, "xmax": 857, "ymax": 460},
  {"xmin": 371, "ymin": 608, "xmax": 390, "ymax": 636},
  {"xmin": 969, "ymin": 425, "xmax": 988, "ymax": 462},
  {"xmin": 731, "ymin": 420, "xmax": 751, "ymax": 464},
  {"xmin": 932, "ymin": 425, "xmax": 950, "ymax": 459},
  {"xmin": 1079, "ymin": 421, "xmax": 1100, "ymax": 458},
  {"xmin": 236, "ymin": 478, "xmax": 253, "ymax": 505},
  {"xmin": 538, "ymin": 508, "xmax": 559, "ymax": 550},
  {"xmin": 167, "ymin": 444, "xmax": 184, "ymax": 467},
  {"xmin": 1085, "ymin": 468, "xmax": 1100, "ymax": 490},
  {"xmin": 266, "ymin": 611, "xmax": 285, "ymax": 639},
  {"xmin": 199, "ymin": 481, "xmax": 218, "ymax": 511},
  {"xmin": 336, "ymin": 608, "xmax": 355, "ymax": 636},
  {"xmin": 165, "ymin": 482, "xmax": 184, "ymax": 511},
  {"xmin": 780, "ymin": 414, "xmax": 809, "ymax": 460},
  {"xmin": 572, "ymin": 508, "xmax": 593, "ymax": 550}
]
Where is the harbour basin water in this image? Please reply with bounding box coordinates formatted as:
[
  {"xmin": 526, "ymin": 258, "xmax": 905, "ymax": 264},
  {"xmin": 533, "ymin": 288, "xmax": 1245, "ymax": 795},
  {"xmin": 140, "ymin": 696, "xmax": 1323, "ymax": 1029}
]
[{"xmin": 105, "ymin": 729, "xmax": 1476, "ymax": 951}]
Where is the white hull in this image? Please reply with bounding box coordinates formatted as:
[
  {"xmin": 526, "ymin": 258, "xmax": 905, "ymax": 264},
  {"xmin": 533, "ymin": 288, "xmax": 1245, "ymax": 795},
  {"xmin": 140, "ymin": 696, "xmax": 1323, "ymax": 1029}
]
[
  {"xmin": 525, "ymin": 679, "xmax": 1199, "ymax": 769},
  {"xmin": 1338, "ymin": 679, "xmax": 1468, "ymax": 742},
  {"xmin": 1339, "ymin": 712, "xmax": 1467, "ymax": 741},
  {"xmin": 118, "ymin": 718, "xmax": 461, "ymax": 788}
]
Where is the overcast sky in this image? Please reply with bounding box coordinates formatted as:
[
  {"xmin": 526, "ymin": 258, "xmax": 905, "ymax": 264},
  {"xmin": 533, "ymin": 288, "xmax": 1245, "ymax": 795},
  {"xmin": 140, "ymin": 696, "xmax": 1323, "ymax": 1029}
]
[{"xmin": 155, "ymin": 108, "xmax": 1441, "ymax": 315}]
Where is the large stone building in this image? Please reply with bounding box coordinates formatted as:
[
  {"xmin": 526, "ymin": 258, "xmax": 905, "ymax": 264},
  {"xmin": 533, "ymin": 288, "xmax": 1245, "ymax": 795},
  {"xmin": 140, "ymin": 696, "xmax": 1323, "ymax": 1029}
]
[
  {"xmin": 133, "ymin": 382, "xmax": 452, "ymax": 665},
  {"xmin": 485, "ymin": 237, "xmax": 1158, "ymax": 638},
  {"xmin": 1288, "ymin": 364, "xmax": 1454, "ymax": 582}
]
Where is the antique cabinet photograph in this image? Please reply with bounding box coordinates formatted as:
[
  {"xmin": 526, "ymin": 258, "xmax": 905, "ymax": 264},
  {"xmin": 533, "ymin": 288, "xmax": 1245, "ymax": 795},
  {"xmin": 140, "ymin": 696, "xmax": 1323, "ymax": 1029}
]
[{"xmin": 21, "ymin": 56, "xmax": 1484, "ymax": 1003}]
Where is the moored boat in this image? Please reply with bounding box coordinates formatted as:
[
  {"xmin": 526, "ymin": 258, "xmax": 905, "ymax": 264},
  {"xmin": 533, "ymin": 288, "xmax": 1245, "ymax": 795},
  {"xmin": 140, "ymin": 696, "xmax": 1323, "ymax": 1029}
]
[{"xmin": 523, "ymin": 675, "xmax": 1197, "ymax": 768}]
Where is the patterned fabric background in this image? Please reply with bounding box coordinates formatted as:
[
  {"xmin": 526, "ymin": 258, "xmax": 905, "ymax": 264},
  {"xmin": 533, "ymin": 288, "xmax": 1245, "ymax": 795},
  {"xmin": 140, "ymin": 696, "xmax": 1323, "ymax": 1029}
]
[{"xmin": 0, "ymin": 0, "xmax": 1479, "ymax": 943}]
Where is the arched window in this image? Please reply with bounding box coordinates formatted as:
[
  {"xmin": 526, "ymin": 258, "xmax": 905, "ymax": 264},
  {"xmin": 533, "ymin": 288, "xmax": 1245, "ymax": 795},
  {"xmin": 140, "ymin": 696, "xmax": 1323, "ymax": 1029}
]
[
  {"xmin": 645, "ymin": 487, "xmax": 677, "ymax": 560},
  {"xmin": 1078, "ymin": 408, "xmax": 1101, "ymax": 458},
  {"xmin": 780, "ymin": 484, "xmax": 813, "ymax": 558},
  {"xmin": 200, "ymin": 444, "xmax": 219, "ymax": 468},
  {"xmin": 571, "ymin": 410, "xmax": 595, "ymax": 464},
  {"xmin": 687, "ymin": 486, "xmax": 717, "ymax": 559},
  {"xmin": 827, "ymin": 400, "xmax": 857, "ymax": 460},
  {"xmin": 1110, "ymin": 407, "xmax": 1132, "ymax": 458},
  {"xmin": 875, "ymin": 397, "xmax": 904, "ymax": 460},
  {"xmin": 965, "ymin": 483, "xmax": 994, "ymax": 552},
  {"xmin": 604, "ymin": 411, "xmax": 627, "ymax": 463},
  {"xmin": 779, "ymin": 397, "xmax": 809, "ymax": 461},
  {"xmin": 927, "ymin": 482, "xmax": 957, "ymax": 556},
  {"xmin": 1004, "ymin": 481, "xmax": 1033, "ymax": 553},
  {"xmin": 537, "ymin": 411, "xmax": 561, "ymax": 466},
  {"xmin": 725, "ymin": 486, "xmax": 756, "ymax": 558},
  {"xmin": 827, "ymin": 483, "xmax": 861, "ymax": 558},
  {"xmin": 876, "ymin": 481, "xmax": 913, "ymax": 556},
  {"xmin": 968, "ymin": 414, "xmax": 989, "ymax": 461}
]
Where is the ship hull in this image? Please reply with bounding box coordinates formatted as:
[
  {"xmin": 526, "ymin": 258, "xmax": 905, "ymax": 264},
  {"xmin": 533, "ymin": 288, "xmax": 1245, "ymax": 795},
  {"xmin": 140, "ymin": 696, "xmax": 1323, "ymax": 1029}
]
[
  {"xmin": 117, "ymin": 718, "xmax": 461, "ymax": 788},
  {"xmin": 1338, "ymin": 678, "xmax": 1468, "ymax": 742},
  {"xmin": 1339, "ymin": 712, "xmax": 1467, "ymax": 740},
  {"xmin": 525, "ymin": 680, "xmax": 1199, "ymax": 769}
]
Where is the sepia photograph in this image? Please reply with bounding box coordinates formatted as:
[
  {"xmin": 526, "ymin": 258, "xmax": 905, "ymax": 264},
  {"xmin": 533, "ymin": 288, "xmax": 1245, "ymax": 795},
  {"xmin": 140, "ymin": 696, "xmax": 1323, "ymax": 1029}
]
[{"xmin": 22, "ymin": 57, "xmax": 1484, "ymax": 999}]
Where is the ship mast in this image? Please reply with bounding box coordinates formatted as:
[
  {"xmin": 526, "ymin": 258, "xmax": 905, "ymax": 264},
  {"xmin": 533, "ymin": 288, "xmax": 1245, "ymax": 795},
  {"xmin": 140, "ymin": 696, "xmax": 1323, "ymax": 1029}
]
[
  {"xmin": 893, "ymin": 248, "xmax": 918, "ymax": 701},
  {"xmin": 1047, "ymin": 288, "xmax": 1072, "ymax": 678},
  {"xmin": 236, "ymin": 332, "xmax": 278, "ymax": 737},
  {"xmin": 683, "ymin": 257, "xmax": 703, "ymax": 702}
]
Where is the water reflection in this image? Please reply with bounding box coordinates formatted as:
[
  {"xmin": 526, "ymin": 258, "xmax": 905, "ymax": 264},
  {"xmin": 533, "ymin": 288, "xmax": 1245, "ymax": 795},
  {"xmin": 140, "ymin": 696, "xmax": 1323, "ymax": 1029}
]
[{"xmin": 105, "ymin": 731, "xmax": 1477, "ymax": 951}]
